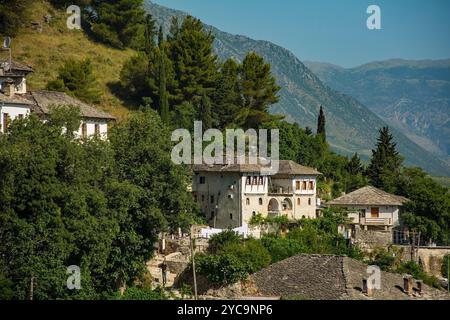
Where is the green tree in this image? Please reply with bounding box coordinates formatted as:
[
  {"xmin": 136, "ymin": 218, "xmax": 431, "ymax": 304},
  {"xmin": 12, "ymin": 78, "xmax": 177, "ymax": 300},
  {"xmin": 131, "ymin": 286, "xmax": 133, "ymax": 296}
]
[
  {"xmin": 143, "ymin": 14, "xmax": 157, "ymax": 55},
  {"xmin": 317, "ymin": 105, "xmax": 326, "ymax": 141},
  {"xmin": 87, "ymin": 0, "xmax": 146, "ymax": 49},
  {"xmin": 168, "ymin": 16, "xmax": 218, "ymax": 106},
  {"xmin": 199, "ymin": 93, "xmax": 213, "ymax": 129},
  {"xmin": 366, "ymin": 127, "xmax": 403, "ymax": 193},
  {"xmin": 222, "ymin": 239, "xmax": 272, "ymax": 273},
  {"xmin": 237, "ymin": 52, "xmax": 282, "ymax": 129},
  {"xmin": 214, "ymin": 59, "xmax": 242, "ymax": 129},
  {"xmin": 47, "ymin": 58, "xmax": 101, "ymax": 104},
  {"xmin": 196, "ymin": 253, "xmax": 248, "ymax": 285},
  {"xmin": 159, "ymin": 50, "xmax": 170, "ymax": 124}
]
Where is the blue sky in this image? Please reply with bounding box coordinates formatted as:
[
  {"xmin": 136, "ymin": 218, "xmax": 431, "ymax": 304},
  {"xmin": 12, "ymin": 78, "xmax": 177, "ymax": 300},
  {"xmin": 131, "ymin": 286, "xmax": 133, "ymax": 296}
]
[{"xmin": 152, "ymin": 0, "xmax": 450, "ymax": 68}]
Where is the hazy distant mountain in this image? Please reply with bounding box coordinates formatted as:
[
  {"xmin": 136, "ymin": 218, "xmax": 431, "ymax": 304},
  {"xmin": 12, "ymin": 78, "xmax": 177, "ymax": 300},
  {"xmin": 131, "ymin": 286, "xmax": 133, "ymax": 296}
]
[
  {"xmin": 145, "ymin": 1, "xmax": 450, "ymax": 177},
  {"xmin": 305, "ymin": 59, "xmax": 450, "ymax": 165}
]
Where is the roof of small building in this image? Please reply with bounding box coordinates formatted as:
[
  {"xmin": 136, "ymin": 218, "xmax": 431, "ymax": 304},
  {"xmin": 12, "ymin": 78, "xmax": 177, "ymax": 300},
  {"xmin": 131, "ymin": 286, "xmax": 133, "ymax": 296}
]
[
  {"xmin": 326, "ymin": 186, "xmax": 409, "ymax": 206},
  {"xmin": 0, "ymin": 92, "xmax": 34, "ymax": 105},
  {"xmin": 245, "ymin": 254, "xmax": 450, "ymax": 300},
  {"xmin": 0, "ymin": 59, "xmax": 33, "ymax": 73},
  {"xmin": 193, "ymin": 159, "xmax": 321, "ymax": 176},
  {"xmin": 26, "ymin": 90, "xmax": 116, "ymax": 120}
]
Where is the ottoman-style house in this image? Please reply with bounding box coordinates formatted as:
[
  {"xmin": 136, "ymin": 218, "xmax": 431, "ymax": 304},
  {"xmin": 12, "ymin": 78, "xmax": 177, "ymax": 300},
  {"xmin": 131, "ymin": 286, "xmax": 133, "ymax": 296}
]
[
  {"xmin": 326, "ymin": 186, "xmax": 409, "ymax": 231},
  {"xmin": 192, "ymin": 160, "xmax": 321, "ymax": 229},
  {"xmin": 0, "ymin": 59, "xmax": 115, "ymax": 137}
]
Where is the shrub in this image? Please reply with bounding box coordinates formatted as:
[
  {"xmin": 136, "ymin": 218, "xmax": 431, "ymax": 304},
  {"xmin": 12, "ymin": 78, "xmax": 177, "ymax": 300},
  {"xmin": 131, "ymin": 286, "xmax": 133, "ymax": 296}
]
[
  {"xmin": 396, "ymin": 261, "xmax": 442, "ymax": 289},
  {"xmin": 196, "ymin": 253, "xmax": 248, "ymax": 285},
  {"xmin": 222, "ymin": 239, "xmax": 272, "ymax": 273},
  {"xmin": 208, "ymin": 230, "xmax": 242, "ymax": 254},
  {"xmin": 120, "ymin": 286, "xmax": 167, "ymax": 300}
]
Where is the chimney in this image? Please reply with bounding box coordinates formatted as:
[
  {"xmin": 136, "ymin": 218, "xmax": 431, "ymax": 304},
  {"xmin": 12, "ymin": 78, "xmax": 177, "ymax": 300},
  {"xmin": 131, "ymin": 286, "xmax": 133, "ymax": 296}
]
[
  {"xmin": 3, "ymin": 78, "xmax": 15, "ymax": 97},
  {"xmin": 416, "ymin": 280, "xmax": 423, "ymax": 296},
  {"xmin": 362, "ymin": 278, "xmax": 373, "ymax": 297},
  {"xmin": 403, "ymin": 275, "xmax": 413, "ymax": 296}
]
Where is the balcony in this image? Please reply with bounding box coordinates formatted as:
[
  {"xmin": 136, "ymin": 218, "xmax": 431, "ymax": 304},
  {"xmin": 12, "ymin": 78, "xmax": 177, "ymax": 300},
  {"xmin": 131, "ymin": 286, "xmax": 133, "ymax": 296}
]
[
  {"xmin": 268, "ymin": 186, "xmax": 293, "ymax": 195},
  {"xmin": 360, "ymin": 217, "xmax": 392, "ymax": 226}
]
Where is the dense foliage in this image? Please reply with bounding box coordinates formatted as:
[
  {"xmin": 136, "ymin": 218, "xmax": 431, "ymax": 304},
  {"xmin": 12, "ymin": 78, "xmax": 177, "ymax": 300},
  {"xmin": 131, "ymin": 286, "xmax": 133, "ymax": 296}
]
[
  {"xmin": 46, "ymin": 58, "xmax": 101, "ymax": 103},
  {"xmin": 0, "ymin": 109, "xmax": 198, "ymax": 299},
  {"xmin": 0, "ymin": 0, "xmax": 33, "ymax": 37}
]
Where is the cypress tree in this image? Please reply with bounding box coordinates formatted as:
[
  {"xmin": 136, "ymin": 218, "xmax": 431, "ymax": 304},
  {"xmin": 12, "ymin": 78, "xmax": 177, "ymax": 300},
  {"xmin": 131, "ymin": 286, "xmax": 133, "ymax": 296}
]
[
  {"xmin": 143, "ymin": 14, "xmax": 157, "ymax": 55},
  {"xmin": 367, "ymin": 127, "xmax": 403, "ymax": 192},
  {"xmin": 159, "ymin": 50, "xmax": 170, "ymax": 124},
  {"xmin": 158, "ymin": 25, "xmax": 164, "ymax": 47},
  {"xmin": 317, "ymin": 105, "xmax": 326, "ymax": 141},
  {"xmin": 199, "ymin": 93, "xmax": 213, "ymax": 130}
]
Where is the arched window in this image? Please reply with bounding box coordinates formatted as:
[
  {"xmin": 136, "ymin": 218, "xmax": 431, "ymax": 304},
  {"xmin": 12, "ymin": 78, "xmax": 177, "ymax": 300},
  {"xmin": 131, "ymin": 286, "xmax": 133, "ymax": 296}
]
[
  {"xmin": 308, "ymin": 198, "xmax": 312, "ymax": 205},
  {"xmin": 259, "ymin": 198, "xmax": 263, "ymax": 205},
  {"xmin": 246, "ymin": 198, "xmax": 250, "ymax": 206},
  {"xmin": 297, "ymin": 198, "xmax": 301, "ymax": 205}
]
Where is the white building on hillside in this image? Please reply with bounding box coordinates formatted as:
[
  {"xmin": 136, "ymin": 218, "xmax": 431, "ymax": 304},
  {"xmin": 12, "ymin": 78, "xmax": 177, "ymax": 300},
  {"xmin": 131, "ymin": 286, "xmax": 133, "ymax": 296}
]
[
  {"xmin": 192, "ymin": 160, "xmax": 321, "ymax": 229},
  {"xmin": 0, "ymin": 59, "xmax": 115, "ymax": 137},
  {"xmin": 326, "ymin": 186, "xmax": 409, "ymax": 232}
]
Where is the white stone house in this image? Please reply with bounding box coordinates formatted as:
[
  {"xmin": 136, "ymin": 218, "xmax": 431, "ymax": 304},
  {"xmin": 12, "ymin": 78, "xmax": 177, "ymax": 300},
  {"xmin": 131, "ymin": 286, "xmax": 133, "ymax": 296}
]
[
  {"xmin": 0, "ymin": 59, "xmax": 115, "ymax": 137},
  {"xmin": 192, "ymin": 160, "xmax": 321, "ymax": 229},
  {"xmin": 326, "ymin": 186, "xmax": 409, "ymax": 232}
]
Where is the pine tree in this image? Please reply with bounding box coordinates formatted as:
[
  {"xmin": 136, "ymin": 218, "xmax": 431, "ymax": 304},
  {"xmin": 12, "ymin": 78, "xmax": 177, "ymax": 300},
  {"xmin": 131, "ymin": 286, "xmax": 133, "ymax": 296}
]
[
  {"xmin": 346, "ymin": 153, "xmax": 363, "ymax": 175},
  {"xmin": 317, "ymin": 105, "xmax": 326, "ymax": 141},
  {"xmin": 88, "ymin": 0, "xmax": 146, "ymax": 49},
  {"xmin": 168, "ymin": 16, "xmax": 218, "ymax": 106},
  {"xmin": 237, "ymin": 52, "xmax": 282, "ymax": 129},
  {"xmin": 305, "ymin": 127, "xmax": 313, "ymax": 136},
  {"xmin": 367, "ymin": 127, "xmax": 403, "ymax": 192},
  {"xmin": 199, "ymin": 93, "xmax": 213, "ymax": 130},
  {"xmin": 214, "ymin": 59, "xmax": 242, "ymax": 129},
  {"xmin": 143, "ymin": 14, "xmax": 157, "ymax": 55}
]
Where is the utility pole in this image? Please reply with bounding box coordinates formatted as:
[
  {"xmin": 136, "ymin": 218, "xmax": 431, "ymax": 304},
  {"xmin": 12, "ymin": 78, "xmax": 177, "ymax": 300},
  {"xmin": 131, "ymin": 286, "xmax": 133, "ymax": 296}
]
[
  {"xmin": 189, "ymin": 226, "xmax": 198, "ymax": 300},
  {"xmin": 410, "ymin": 231, "xmax": 415, "ymax": 262}
]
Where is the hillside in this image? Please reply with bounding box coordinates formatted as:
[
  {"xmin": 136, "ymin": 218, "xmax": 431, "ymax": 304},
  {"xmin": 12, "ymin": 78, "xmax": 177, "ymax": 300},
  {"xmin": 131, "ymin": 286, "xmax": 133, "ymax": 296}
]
[
  {"xmin": 305, "ymin": 59, "xmax": 450, "ymax": 164},
  {"xmin": 145, "ymin": 1, "xmax": 450, "ymax": 177},
  {"xmin": 6, "ymin": 0, "xmax": 134, "ymax": 120},
  {"xmin": 5, "ymin": 0, "xmax": 450, "ymax": 176}
]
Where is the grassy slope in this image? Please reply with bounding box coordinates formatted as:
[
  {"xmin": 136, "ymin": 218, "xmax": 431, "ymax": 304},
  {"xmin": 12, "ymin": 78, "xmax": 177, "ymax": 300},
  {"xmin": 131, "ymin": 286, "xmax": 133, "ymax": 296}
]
[{"xmin": 8, "ymin": 0, "xmax": 135, "ymax": 120}]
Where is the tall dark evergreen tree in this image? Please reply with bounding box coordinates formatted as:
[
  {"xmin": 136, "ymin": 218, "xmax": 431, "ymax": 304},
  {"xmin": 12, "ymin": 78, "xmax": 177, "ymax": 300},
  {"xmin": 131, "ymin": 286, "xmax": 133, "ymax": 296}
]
[
  {"xmin": 167, "ymin": 16, "xmax": 218, "ymax": 106},
  {"xmin": 214, "ymin": 59, "xmax": 242, "ymax": 129},
  {"xmin": 143, "ymin": 14, "xmax": 157, "ymax": 55},
  {"xmin": 367, "ymin": 127, "xmax": 403, "ymax": 192},
  {"xmin": 317, "ymin": 105, "xmax": 326, "ymax": 141},
  {"xmin": 88, "ymin": 0, "xmax": 146, "ymax": 49},
  {"xmin": 158, "ymin": 26, "xmax": 164, "ymax": 47},
  {"xmin": 346, "ymin": 153, "xmax": 363, "ymax": 175},
  {"xmin": 159, "ymin": 50, "xmax": 170, "ymax": 124},
  {"xmin": 237, "ymin": 52, "xmax": 282, "ymax": 129},
  {"xmin": 199, "ymin": 93, "xmax": 213, "ymax": 130}
]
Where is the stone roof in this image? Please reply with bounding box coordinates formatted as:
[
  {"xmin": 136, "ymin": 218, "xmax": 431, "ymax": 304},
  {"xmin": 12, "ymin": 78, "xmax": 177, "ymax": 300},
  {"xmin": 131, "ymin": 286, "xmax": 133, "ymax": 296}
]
[
  {"xmin": 0, "ymin": 92, "xmax": 34, "ymax": 105},
  {"xmin": 0, "ymin": 59, "xmax": 33, "ymax": 74},
  {"xmin": 246, "ymin": 254, "xmax": 450, "ymax": 300},
  {"xmin": 26, "ymin": 90, "xmax": 116, "ymax": 120},
  {"xmin": 194, "ymin": 160, "xmax": 320, "ymax": 176},
  {"xmin": 326, "ymin": 186, "xmax": 409, "ymax": 206}
]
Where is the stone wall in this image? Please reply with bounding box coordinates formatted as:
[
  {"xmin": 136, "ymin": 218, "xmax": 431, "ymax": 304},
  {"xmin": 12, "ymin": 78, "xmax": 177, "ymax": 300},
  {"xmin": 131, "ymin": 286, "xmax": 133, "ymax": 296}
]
[
  {"xmin": 397, "ymin": 246, "xmax": 450, "ymax": 277},
  {"xmin": 353, "ymin": 227, "xmax": 393, "ymax": 251}
]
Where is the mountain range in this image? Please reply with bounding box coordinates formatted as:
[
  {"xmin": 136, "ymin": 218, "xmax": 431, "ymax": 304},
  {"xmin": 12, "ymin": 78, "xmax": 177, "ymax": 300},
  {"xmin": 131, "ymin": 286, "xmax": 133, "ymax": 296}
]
[
  {"xmin": 145, "ymin": 1, "xmax": 450, "ymax": 177},
  {"xmin": 304, "ymin": 59, "xmax": 450, "ymax": 164}
]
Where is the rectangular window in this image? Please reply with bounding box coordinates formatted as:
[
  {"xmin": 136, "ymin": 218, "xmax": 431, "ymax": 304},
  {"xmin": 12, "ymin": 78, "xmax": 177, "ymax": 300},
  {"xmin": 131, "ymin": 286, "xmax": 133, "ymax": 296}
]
[
  {"xmin": 246, "ymin": 177, "xmax": 251, "ymax": 185},
  {"xmin": 95, "ymin": 123, "xmax": 100, "ymax": 135},
  {"xmin": 210, "ymin": 195, "xmax": 214, "ymax": 204},
  {"xmin": 199, "ymin": 176, "xmax": 206, "ymax": 184},
  {"xmin": 259, "ymin": 177, "xmax": 264, "ymax": 185},
  {"xmin": 252, "ymin": 176, "xmax": 258, "ymax": 185},
  {"xmin": 82, "ymin": 123, "xmax": 87, "ymax": 138},
  {"xmin": 229, "ymin": 213, "xmax": 233, "ymax": 220},
  {"xmin": 309, "ymin": 181, "xmax": 314, "ymax": 190},
  {"xmin": 296, "ymin": 181, "xmax": 301, "ymax": 190},
  {"xmin": 302, "ymin": 181, "xmax": 307, "ymax": 190}
]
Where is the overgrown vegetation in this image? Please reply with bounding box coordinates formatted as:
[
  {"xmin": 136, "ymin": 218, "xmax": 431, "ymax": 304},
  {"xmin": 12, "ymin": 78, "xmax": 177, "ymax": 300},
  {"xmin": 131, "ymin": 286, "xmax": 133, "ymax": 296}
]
[{"xmin": 0, "ymin": 109, "xmax": 198, "ymax": 299}]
